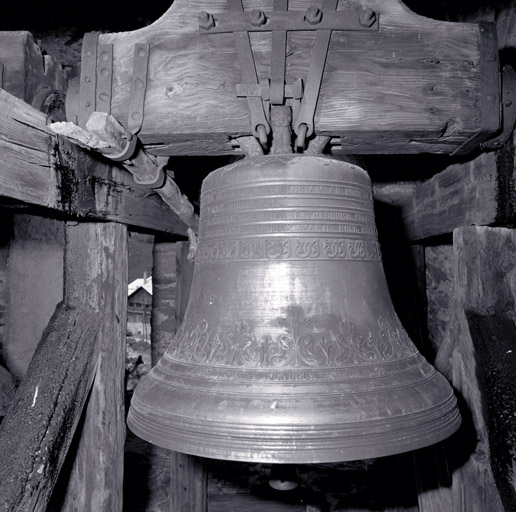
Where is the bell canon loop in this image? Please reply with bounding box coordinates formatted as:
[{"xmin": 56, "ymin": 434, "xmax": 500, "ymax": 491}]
[{"xmin": 127, "ymin": 155, "xmax": 461, "ymax": 463}]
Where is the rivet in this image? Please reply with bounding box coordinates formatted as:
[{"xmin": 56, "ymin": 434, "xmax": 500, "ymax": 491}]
[
  {"xmin": 131, "ymin": 112, "xmax": 142, "ymax": 121},
  {"xmin": 100, "ymin": 51, "xmax": 110, "ymax": 61},
  {"xmin": 100, "ymin": 68, "xmax": 110, "ymax": 78},
  {"xmin": 305, "ymin": 6, "xmax": 322, "ymax": 25},
  {"xmin": 137, "ymin": 47, "xmax": 147, "ymax": 58},
  {"xmin": 250, "ymin": 9, "xmax": 266, "ymax": 27},
  {"xmin": 98, "ymin": 92, "xmax": 109, "ymax": 102},
  {"xmin": 359, "ymin": 8, "xmax": 377, "ymax": 28},
  {"xmin": 198, "ymin": 10, "xmax": 215, "ymax": 30},
  {"xmin": 84, "ymin": 76, "xmax": 91, "ymax": 83}
]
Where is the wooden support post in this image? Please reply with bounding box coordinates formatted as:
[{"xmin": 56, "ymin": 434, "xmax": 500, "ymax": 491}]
[
  {"xmin": 58, "ymin": 222, "xmax": 128, "ymax": 512},
  {"xmin": 170, "ymin": 240, "xmax": 207, "ymax": 512},
  {"xmin": 0, "ymin": 302, "xmax": 100, "ymax": 512},
  {"xmin": 416, "ymin": 226, "xmax": 516, "ymax": 511},
  {"xmin": 452, "ymin": 227, "xmax": 516, "ymax": 511},
  {"xmin": 145, "ymin": 236, "xmax": 177, "ymax": 512}
]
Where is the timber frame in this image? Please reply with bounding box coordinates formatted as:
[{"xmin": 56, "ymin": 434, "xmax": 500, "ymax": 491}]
[{"xmin": 1, "ymin": 1, "xmax": 516, "ymax": 510}]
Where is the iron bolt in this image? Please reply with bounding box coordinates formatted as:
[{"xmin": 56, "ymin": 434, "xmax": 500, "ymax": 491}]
[
  {"xmin": 250, "ymin": 9, "xmax": 266, "ymax": 27},
  {"xmin": 198, "ymin": 11, "xmax": 215, "ymax": 30},
  {"xmin": 305, "ymin": 6, "xmax": 322, "ymax": 25},
  {"xmin": 359, "ymin": 8, "xmax": 377, "ymax": 28}
]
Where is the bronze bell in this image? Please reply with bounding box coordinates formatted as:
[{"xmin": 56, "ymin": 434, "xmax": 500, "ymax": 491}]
[{"xmin": 127, "ymin": 155, "xmax": 460, "ymax": 463}]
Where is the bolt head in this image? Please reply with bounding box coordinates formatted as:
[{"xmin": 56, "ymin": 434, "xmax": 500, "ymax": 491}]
[
  {"xmin": 198, "ymin": 10, "xmax": 215, "ymax": 30},
  {"xmin": 359, "ymin": 8, "xmax": 377, "ymax": 28},
  {"xmin": 250, "ymin": 9, "xmax": 266, "ymax": 26},
  {"xmin": 305, "ymin": 6, "xmax": 322, "ymax": 25}
]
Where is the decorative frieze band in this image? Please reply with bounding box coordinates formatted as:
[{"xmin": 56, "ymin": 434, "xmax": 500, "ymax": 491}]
[
  {"xmin": 166, "ymin": 306, "xmax": 417, "ymax": 371},
  {"xmin": 196, "ymin": 237, "xmax": 382, "ymax": 262}
]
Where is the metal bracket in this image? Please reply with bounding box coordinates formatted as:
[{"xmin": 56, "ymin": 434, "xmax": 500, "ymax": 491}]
[
  {"xmin": 228, "ymin": 0, "xmax": 271, "ymax": 147},
  {"xmin": 199, "ymin": 2, "xmax": 379, "ymax": 150},
  {"xmin": 77, "ymin": 34, "xmax": 147, "ymax": 134},
  {"xmin": 77, "ymin": 33, "xmax": 114, "ymax": 125},
  {"xmin": 199, "ymin": 7, "xmax": 379, "ymax": 34},
  {"xmin": 481, "ymin": 65, "xmax": 516, "ymax": 150},
  {"xmin": 127, "ymin": 43, "xmax": 150, "ymax": 135},
  {"xmin": 96, "ymin": 43, "xmax": 114, "ymax": 114},
  {"xmin": 78, "ymin": 32, "xmax": 100, "ymax": 127},
  {"xmin": 0, "ymin": 61, "xmax": 4, "ymax": 89}
]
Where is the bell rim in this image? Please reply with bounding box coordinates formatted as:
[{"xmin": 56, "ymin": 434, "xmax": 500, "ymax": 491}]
[{"xmin": 127, "ymin": 391, "xmax": 461, "ymax": 463}]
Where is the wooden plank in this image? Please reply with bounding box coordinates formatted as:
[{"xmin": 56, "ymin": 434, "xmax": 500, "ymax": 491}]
[
  {"xmin": 171, "ymin": 452, "xmax": 208, "ymax": 512},
  {"xmin": 0, "ymin": 88, "xmax": 188, "ymax": 236},
  {"xmin": 0, "ymin": 31, "xmax": 66, "ymax": 104},
  {"xmin": 398, "ymin": 151, "xmax": 515, "ymax": 241},
  {"xmin": 58, "ymin": 222, "xmax": 128, "ymax": 512},
  {"xmin": 169, "ymin": 240, "xmax": 208, "ymax": 512},
  {"xmin": 209, "ymin": 494, "xmax": 304, "ymax": 512},
  {"xmin": 446, "ymin": 227, "xmax": 509, "ymax": 512},
  {"xmin": 175, "ymin": 241, "xmax": 195, "ymax": 326},
  {"xmin": 465, "ymin": 313, "xmax": 516, "ymax": 511},
  {"xmin": 416, "ymin": 227, "xmax": 514, "ymax": 511},
  {"xmin": 76, "ymin": 0, "xmax": 500, "ymax": 156},
  {"xmin": 145, "ymin": 237, "xmax": 177, "ymax": 512},
  {"xmin": 0, "ymin": 302, "xmax": 100, "ymax": 512}
]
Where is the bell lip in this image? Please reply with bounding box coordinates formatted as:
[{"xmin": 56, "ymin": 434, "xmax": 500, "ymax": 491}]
[{"xmin": 127, "ymin": 394, "xmax": 461, "ymax": 464}]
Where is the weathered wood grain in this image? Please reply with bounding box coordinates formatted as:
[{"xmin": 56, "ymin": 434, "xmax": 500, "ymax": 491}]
[
  {"xmin": 0, "ymin": 31, "xmax": 66, "ymax": 105},
  {"xmin": 0, "ymin": 88, "xmax": 188, "ymax": 236},
  {"xmin": 398, "ymin": 151, "xmax": 513, "ymax": 241},
  {"xmin": 209, "ymin": 494, "xmax": 304, "ymax": 511},
  {"xmin": 169, "ymin": 241, "xmax": 208, "ymax": 512},
  {"xmin": 416, "ymin": 227, "xmax": 515, "ymax": 512},
  {"xmin": 59, "ymin": 222, "xmax": 128, "ymax": 512},
  {"xmin": 465, "ymin": 313, "xmax": 516, "ymax": 512},
  {"xmin": 71, "ymin": 0, "xmax": 501, "ymax": 155},
  {"xmin": 144, "ymin": 238, "xmax": 177, "ymax": 512},
  {"xmin": 447, "ymin": 227, "xmax": 510, "ymax": 512},
  {"xmin": 0, "ymin": 302, "xmax": 100, "ymax": 512}
]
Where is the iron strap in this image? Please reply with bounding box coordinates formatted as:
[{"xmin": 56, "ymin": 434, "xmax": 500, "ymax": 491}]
[
  {"xmin": 294, "ymin": 0, "xmax": 338, "ymax": 145},
  {"xmin": 95, "ymin": 43, "xmax": 114, "ymax": 114},
  {"xmin": 199, "ymin": 8, "xmax": 379, "ymax": 34},
  {"xmin": 481, "ymin": 65, "xmax": 516, "ymax": 150},
  {"xmin": 270, "ymin": 0, "xmax": 288, "ymax": 105},
  {"xmin": 127, "ymin": 43, "xmax": 150, "ymax": 135},
  {"xmin": 78, "ymin": 32, "xmax": 100, "ymax": 127},
  {"xmin": 228, "ymin": 0, "xmax": 271, "ymax": 145}
]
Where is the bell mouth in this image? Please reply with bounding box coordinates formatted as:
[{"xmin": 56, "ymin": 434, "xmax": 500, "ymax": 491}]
[{"xmin": 127, "ymin": 155, "xmax": 461, "ymax": 463}]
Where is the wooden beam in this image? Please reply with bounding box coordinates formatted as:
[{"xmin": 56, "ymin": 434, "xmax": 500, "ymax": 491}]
[
  {"xmin": 0, "ymin": 302, "xmax": 100, "ymax": 512},
  {"xmin": 58, "ymin": 222, "xmax": 128, "ymax": 512},
  {"xmin": 169, "ymin": 240, "xmax": 208, "ymax": 512},
  {"xmin": 398, "ymin": 150, "xmax": 515, "ymax": 241},
  {"xmin": 66, "ymin": 0, "xmax": 499, "ymax": 156},
  {"xmin": 0, "ymin": 88, "xmax": 189, "ymax": 236},
  {"xmin": 0, "ymin": 31, "xmax": 66, "ymax": 104}
]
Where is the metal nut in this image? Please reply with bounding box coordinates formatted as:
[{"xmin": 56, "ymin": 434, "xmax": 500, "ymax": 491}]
[
  {"xmin": 305, "ymin": 6, "xmax": 322, "ymax": 25},
  {"xmin": 358, "ymin": 8, "xmax": 377, "ymax": 28},
  {"xmin": 250, "ymin": 9, "xmax": 266, "ymax": 27},
  {"xmin": 198, "ymin": 11, "xmax": 215, "ymax": 30}
]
